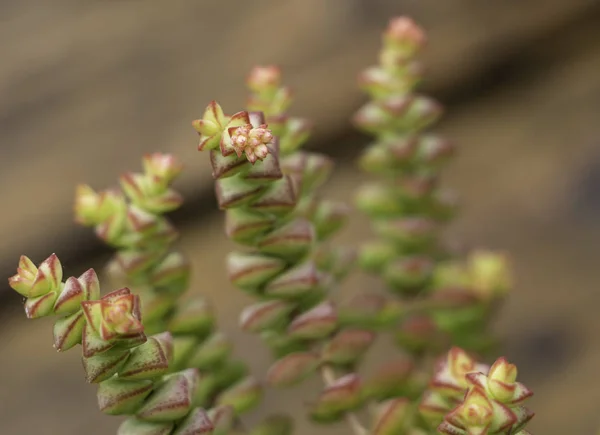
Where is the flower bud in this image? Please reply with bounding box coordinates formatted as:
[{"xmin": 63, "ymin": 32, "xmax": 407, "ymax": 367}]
[
  {"xmin": 257, "ymin": 218, "xmax": 315, "ymax": 260},
  {"xmin": 467, "ymin": 357, "xmax": 532, "ymax": 405},
  {"xmin": 371, "ymin": 398, "xmax": 413, "ymax": 435},
  {"xmin": 310, "ymin": 373, "xmax": 363, "ymax": 422},
  {"xmin": 225, "ymin": 208, "xmax": 275, "ymax": 244},
  {"xmin": 9, "ymin": 253, "xmax": 62, "ymax": 299},
  {"xmin": 416, "ymin": 134, "xmax": 455, "ymax": 167},
  {"xmin": 192, "ymin": 100, "xmax": 229, "ymax": 151},
  {"xmin": 287, "ymin": 301, "xmax": 338, "ymax": 340},
  {"xmin": 383, "ymin": 17, "xmax": 426, "ymax": 58},
  {"xmin": 136, "ymin": 369, "xmax": 199, "ymax": 422},
  {"xmin": 97, "ymin": 377, "xmax": 154, "ymax": 415},
  {"xmin": 216, "ymin": 376, "xmax": 263, "ymax": 414},
  {"xmin": 247, "ymin": 65, "xmax": 282, "ymax": 93},
  {"xmin": 264, "ymin": 261, "xmax": 322, "ymax": 299},
  {"xmin": 429, "ymin": 347, "xmax": 489, "ymax": 398},
  {"xmin": 438, "ymin": 386, "xmax": 493, "ymax": 434},
  {"xmin": 266, "ymin": 351, "xmax": 321, "ymax": 387},
  {"xmin": 239, "ymin": 300, "xmax": 295, "ymax": 333},
  {"xmin": 321, "ymin": 328, "xmax": 375, "ymax": 365},
  {"xmin": 250, "ymin": 414, "xmax": 294, "ymax": 435},
  {"xmin": 226, "ymin": 122, "xmax": 275, "ymax": 164},
  {"xmin": 118, "ymin": 332, "xmax": 173, "ymax": 380},
  {"xmin": 81, "ymin": 287, "xmax": 145, "ymax": 344}
]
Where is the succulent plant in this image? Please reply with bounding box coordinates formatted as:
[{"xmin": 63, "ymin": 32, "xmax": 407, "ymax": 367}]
[{"xmin": 6, "ymin": 15, "xmax": 534, "ymax": 435}]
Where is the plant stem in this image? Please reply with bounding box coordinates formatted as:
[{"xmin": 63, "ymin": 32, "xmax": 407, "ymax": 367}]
[{"xmin": 320, "ymin": 366, "xmax": 369, "ymax": 435}]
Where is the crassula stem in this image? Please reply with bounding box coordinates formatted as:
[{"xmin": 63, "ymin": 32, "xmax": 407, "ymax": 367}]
[
  {"xmin": 74, "ymin": 154, "xmax": 261, "ymax": 427},
  {"xmin": 192, "ymin": 67, "xmax": 363, "ymax": 430},
  {"xmin": 8, "ymin": 254, "xmax": 214, "ymax": 434}
]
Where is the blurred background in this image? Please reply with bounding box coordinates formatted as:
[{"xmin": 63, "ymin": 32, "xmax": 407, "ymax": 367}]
[{"xmin": 1, "ymin": 1, "xmax": 600, "ymax": 433}]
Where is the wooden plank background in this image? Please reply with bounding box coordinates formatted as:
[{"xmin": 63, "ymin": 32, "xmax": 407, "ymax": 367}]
[{"xmin": 2, "ymin": 1, "xmax": 600, "ymax": 434}]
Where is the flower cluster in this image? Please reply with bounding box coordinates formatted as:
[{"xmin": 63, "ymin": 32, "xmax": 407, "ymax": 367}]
[{"xmin": 420, "ymin": 348, "xmax": 534, "ymax": 434}]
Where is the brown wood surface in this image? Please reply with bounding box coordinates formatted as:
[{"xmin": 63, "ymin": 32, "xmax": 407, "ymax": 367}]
[{"xmin": 2, "ymin": 2, "xmax": 600, "ymax": 435}]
